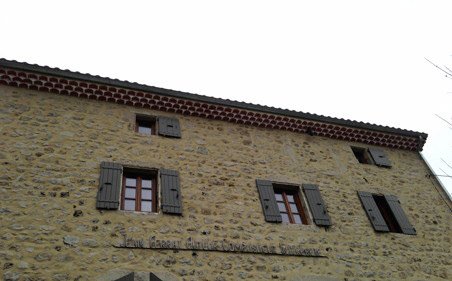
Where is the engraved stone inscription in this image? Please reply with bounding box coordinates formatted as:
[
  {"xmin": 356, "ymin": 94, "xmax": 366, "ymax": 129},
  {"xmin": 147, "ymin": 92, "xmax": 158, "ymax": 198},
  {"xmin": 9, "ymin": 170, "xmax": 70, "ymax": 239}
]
[{"xmin": 114, "ymin": 235, "xmax": 324, "ymax": 257}]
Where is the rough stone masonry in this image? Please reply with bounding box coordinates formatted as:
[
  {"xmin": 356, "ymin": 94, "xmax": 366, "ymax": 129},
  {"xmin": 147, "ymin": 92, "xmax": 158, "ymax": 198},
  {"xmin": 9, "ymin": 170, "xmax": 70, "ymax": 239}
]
[{"xmin": 0, "ymin": 84, "xmax": 451, "ymax": 281}]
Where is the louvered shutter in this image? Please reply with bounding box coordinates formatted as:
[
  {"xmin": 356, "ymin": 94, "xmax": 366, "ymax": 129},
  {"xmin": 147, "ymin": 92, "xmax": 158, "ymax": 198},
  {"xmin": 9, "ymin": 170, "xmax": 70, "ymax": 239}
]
[
  {"xmin": 150, "ymin": 273, "xmax": 163, "ymax": 281},
  {"xmin": 160, "ymin": 169, "xmax": 182, "ymax": 215},
  {"xmin": 158, "ymin": 117, "xmax": 181, "ymax": 138},
  {"xmin": 115, "ymin": 272, "xmax": 134, "ymax": 281},
  {"xmin": 357, "ymin": 191, "xmax": 389, "ymax": 232},
  {"xmin": 384, "ymin": 195, "xmax": 416, "ymax": 235},
  {"xmin": 302, "ymin": 184, "xmax": 331, "ymax": 226},
  {"xmin": 256, "ymin": 180, "xmax": 282, "ymax": 223},
  {"xmin": 368, "ymin": 148, "xmax": 391, "ymax": 168},
  {"xmin": 96, "ymin": 162, "xmax": 122, "ymax": 210}
]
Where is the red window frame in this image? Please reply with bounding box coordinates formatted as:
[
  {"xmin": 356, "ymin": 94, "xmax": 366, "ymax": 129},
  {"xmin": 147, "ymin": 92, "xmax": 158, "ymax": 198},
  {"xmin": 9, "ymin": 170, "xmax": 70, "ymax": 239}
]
[
  {"xmin": 274, "ymin": 186, "xmax": 309, "ymax": 225},
  {"xmin": 121, "ymin": 172, "xmax": 157, "ymax": 212}
]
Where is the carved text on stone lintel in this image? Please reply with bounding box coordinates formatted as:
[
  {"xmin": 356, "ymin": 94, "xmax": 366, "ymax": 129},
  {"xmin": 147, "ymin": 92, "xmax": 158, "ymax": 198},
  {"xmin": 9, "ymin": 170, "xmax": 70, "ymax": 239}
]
[{"xmin": 114, "ymin": 235, "xmax": 324, "ymax": 257}]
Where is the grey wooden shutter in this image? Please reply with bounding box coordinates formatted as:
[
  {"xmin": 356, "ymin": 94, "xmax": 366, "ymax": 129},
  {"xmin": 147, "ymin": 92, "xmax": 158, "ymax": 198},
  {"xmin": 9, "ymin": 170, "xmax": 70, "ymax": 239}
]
[
  {"xmin": 302, "ymin": 184, "xmax": 331, "ymax": 226},
  {"xmin": 115, "ymin": 272, "xmax": 134, "ymax": 281},
  {"xmin": 357, "ymin": 191, "xmax": 389, "ymax": 232},
  {"xmin": 158, "ymin": 117, "xmax": 181, "ymax": 138},
  {"xmin": 256, "ymin": 180, "xmax": 282, "ymax": 223},
  {"xmin": 150, "ymin": 273, "xmax": 163, "ymax": 281},
  {"xmin": 160, "ymin": 169, "xmax": 182, "ymax": 215},
  {"xmin": 96, "ymin": 162, "xmax": 122, "ymax": 210},
  {"xmin": 384, "ymin": 195, "xmax": 416, "ymax": 235},
  {"xmin": 368, "ymin": 148, "xmax": 391, "ymax": 168}
]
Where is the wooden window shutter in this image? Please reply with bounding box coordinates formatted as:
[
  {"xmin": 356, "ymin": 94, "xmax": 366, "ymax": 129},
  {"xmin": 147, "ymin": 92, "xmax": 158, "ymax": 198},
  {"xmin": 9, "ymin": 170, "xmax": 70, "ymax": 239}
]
[
  {"xmin": 256, "ymin": 180, "xmax": 282, "ymax": 223},
  {"xmin": 114, "ymin": 273, "xmax": 134, "ymax": 281},
  {"xmin": 368, "ymin": 148, "xmax": 392, "ymax": 168},
  {"xmin": 158, "ymin": 117, "xmax": 181, "ymax": 138},
  {"xmin": 357, "ymin": 191, "xmax": 389, "ymax": 232},
  {"xmin": 302, "ymin": 184, "xmax": 332, "ymax": 226},
  {"xmin": 160, "ymin": 169, "xmax": 182, "ymax": 215},
  {"xmin": 96, "ymin": 162, "xmax": 123, "ymax": 210},
  {"xmin": 384, "ymin": 195, "xmax": 416, "ymax": 235}
]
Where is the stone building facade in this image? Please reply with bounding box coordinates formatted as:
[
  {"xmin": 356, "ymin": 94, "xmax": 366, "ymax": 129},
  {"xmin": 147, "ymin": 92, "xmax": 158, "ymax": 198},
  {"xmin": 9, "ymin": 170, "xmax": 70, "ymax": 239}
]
[{"xmin": 0, "ymin": 59, "xmax": 450, "ymax": 281}]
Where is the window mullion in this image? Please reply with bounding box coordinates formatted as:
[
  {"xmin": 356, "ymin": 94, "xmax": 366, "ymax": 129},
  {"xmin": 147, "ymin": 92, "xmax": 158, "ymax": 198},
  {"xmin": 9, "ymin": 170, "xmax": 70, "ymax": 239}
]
[{"xmin": 282, "ymin": 192, "xmax": 294, "ymax": 223}]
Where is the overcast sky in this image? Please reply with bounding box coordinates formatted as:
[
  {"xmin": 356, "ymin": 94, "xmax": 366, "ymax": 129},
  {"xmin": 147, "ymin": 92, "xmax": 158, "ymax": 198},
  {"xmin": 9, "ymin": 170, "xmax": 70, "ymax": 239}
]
[{"xmin": 1, "ymin": 1, "xmax": 451, "ymax": 195}]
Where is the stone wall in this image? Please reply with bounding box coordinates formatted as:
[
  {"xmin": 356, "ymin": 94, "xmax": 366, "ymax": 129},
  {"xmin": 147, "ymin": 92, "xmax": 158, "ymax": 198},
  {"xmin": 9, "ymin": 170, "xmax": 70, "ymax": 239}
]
[{"xmin": 0, "ymin": 86, "xmax": 450, "ymax": 281}]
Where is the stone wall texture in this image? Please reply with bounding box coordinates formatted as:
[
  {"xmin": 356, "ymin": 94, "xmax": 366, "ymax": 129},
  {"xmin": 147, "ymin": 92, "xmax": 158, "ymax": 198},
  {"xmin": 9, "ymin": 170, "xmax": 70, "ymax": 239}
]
[{"xmin": 0, "ymin": 86, "xmax": 451, "ymax": 281}]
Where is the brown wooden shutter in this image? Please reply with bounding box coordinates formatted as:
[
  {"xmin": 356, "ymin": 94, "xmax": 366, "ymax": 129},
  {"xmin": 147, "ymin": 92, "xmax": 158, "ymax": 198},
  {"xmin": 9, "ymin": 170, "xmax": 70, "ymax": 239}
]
[
  {"xmin": 357, "ymin": 191, "xmax": 389, "ymax": 232},
  {"xmin": 368, "ymin": 148, "xmax": 391, "ymax": 168},
  {"xmin": 158, "ymin": 117, "xmax": 181, "ymax": 138},
  {"xmin": 160, "ymin": 169, "xmax": 182, "ymax": 215},
  {"xmin": 96, "ymin": 162, "xmax": 122, "ymax": 210},
  {"xmin": 302, "ymin": 184, "xmax": 331, "ymax": 226},
  {"xmin": 256, "ymin": 180, "xmax": 282, "ymax": 223},
  {"xmin": 150, "ymin": 273, "xmax": 163, "ymax": 281},
  {"xmin": 115, "ymin": 273, "xmax": 134, "ymax": 281},
  {"xmin": 384, "ymin": 195, "xmax": 416, "ymax": 235}
]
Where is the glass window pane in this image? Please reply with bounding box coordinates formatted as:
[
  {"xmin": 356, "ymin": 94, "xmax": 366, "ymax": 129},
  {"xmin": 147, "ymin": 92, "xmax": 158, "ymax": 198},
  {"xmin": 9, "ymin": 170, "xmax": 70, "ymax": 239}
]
[
  {"xmin": 281, "ymin": 213, "xmax": 290, "ymax": 223},
  {"xmin": 277, "ymin": 202, "xmax": 287, "ymax": 212},
  {"xmin": 138, "ymin": 126, "xmax": 152, "ymax": 135},
  {"xmin": 142, "ymin": 179, "xmax": 152, "ymax": 188},
  {"xmin": 125, "ymin": 188, "xmax": 136, "ymax": 198},
  {"xmin": 124, "ymin": 199, "xmax": 135, "ymax": 211},
  {"xmin": 287, "ymin": 195, "xmax": 295, "ymax": 203},
  {"xmin": 125, "ymin": 178, "xmax": 136, "ymax": 187},
  {"xmin": 290, "ymin": 203, "xmax": 298, "ymax": 213},
  {"xmin": 293, "ymin": 214, "xmax": 302, "ymax": 224},
  {"xmin": 142, "ymin": 189, "xmax": 153, "ymax": 200},
  {"xmin": 141, "ymin": 201, "xmax": 153, "ymax": 212},
  {"xmin": 274, "ymin": 193, "xmax": 283, "ymax": 201}
]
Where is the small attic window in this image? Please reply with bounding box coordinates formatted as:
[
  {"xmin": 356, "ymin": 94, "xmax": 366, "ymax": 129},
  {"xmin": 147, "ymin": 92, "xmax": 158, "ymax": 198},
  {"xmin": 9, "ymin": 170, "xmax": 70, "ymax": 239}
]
[
  {"xmin": 136, "ymin": 115, "xmax": 156, "ymax": 136},
  {"xmin": 351, "ymin": 146, "xmax": 373, "ymax": 164}
]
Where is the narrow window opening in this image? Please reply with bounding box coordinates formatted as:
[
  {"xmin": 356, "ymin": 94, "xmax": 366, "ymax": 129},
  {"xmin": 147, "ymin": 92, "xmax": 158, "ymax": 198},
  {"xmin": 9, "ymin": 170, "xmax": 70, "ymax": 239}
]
[
  {"xmin": 351, "ymin": 146, "xmax": 373, "ymax": 164},
  {"xmin": 373, "ymin": 194, "xmax": 402, "ymax": 233}
]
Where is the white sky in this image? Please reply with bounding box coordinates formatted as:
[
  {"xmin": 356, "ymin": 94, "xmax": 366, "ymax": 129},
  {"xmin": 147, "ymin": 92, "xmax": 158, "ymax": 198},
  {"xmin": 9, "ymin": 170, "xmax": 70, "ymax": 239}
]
[{"xmin": 1, "ymin": 1, "xmax": 451, "ymax": 196}]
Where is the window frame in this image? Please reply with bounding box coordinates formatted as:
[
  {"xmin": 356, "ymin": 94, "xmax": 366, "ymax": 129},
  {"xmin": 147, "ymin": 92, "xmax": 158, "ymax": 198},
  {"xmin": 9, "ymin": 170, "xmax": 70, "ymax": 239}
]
[
  {"xmin": 135, "ymin": 114, "xmax": 157, "ymax": 136},
  {"xmin": 351, "ymin": 146, "xmax": 374, "ymax": 165},
  {"xmin": 120, "ymin": 169, "xmax": 158, "ymax": 213},
  {"xmin": 273, "ymin": 183, "xmax": 311, "ymax": 225},
  {"xmin": 373, "ymin": 194, "xmax": 402, "ymax": 233}
]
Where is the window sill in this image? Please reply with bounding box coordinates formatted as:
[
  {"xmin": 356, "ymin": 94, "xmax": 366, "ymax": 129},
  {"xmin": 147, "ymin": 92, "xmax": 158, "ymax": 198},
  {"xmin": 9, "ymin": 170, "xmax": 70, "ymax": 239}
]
[
  {"xmin": 135, "ymin": 132, "xmax": 154, "ymax": 138},
  {"xmin": 120, "ymin": 210, "xmax": 160, "ymax": 216}
]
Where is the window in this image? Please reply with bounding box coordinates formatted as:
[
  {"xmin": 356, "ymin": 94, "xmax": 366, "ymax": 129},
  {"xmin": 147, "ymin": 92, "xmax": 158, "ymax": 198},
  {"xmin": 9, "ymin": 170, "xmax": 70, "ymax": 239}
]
[
  {"xmin": 135, "ymin": 115, "xmax": 181, "ymax": 138},
  {"xmin": 358, "ymin": 191, "xmax": 415, "ymax": 235},
  {"xmin": 121, "ymin": 171, "xmax": 157, "ymax": 212},
  {"xmin": 136, "ymin": 115, "xmax": 156, "ymax": 136},
  {"xmin": 96, "ymin": 162, "xmax": 183, "ymax": 215},
  {"xmin": 274, "ymin": 185, "xmax": 309, "ymax": 224},
  {"xmin": 256, "ymin": 180, "xmax": 331, "ymax": 226},
  {"xmin": 373, "ymin": 194, "xmax": 401, "ymax": 233},
  {"xmin": 351, "ymin": 146, "xmax": 373, "ymax": 164},
  {"xmin": 351, "ymin": 146, "xmax": 392, "ymax": 168}
]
